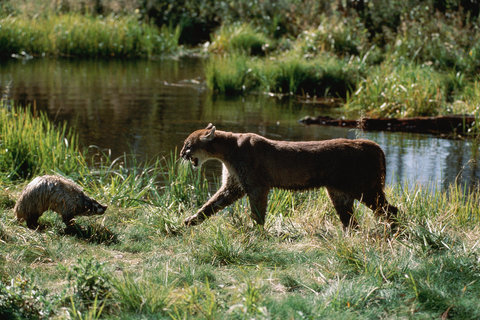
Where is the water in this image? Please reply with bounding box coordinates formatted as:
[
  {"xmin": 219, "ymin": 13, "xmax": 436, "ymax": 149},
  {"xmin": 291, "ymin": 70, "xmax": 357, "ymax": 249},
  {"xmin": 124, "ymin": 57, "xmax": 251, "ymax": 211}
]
[{"xmin": 1, "ymin": 58, "xmax": 479, "ymax": 190}]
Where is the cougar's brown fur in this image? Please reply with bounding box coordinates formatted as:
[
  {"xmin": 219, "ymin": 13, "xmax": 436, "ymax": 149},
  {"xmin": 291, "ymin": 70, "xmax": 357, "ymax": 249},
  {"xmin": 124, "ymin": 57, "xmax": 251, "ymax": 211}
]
[{"xmin": 180, "ymin": 124, "xmax": 398, "ymax": 228}]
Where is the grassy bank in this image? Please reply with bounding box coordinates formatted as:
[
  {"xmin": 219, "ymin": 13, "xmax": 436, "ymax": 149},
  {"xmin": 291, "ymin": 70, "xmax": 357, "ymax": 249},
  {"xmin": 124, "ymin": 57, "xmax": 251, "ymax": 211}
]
[
  {"xmin": 2, "ymin": 1, "xmax": 480, "ymax": 118},
  {"xmin": 206, "ymin": 53, "xmax": 362, "ymax": 98},
  {"xmin": 1, "ymin": 105, "xmax": 480, "ymax": 319},
  {"xmin": 203, "ymin": 3, "xmax": 480, "ymax": 118},
  {"xmin": 0, "ymin": 14, "xmax": 180, "ymax": 58}
]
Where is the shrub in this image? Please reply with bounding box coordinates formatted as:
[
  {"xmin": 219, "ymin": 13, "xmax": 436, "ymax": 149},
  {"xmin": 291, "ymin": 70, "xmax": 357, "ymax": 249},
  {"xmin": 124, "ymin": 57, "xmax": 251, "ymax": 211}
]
[
  {"xmin": 65, "ymin": 258, "xmax": 112, "ymax": 306},
  {"xmin": 388, "ymin": 6, "xmax": 480, "ymax": 74},
  {"xmin": 298, "ymin": 14, "xmax": 368, "ymax": 58},
  {"xmin": 209, "ymin": 23, "xmax": 270, "ymax": 55},
  {"xmin": 0, "ymin": 275, "xmax": 54, "ymax": 319},
  {"xmin": 345, "ymin": 62, "xmax": 447, "ymax": 117}
]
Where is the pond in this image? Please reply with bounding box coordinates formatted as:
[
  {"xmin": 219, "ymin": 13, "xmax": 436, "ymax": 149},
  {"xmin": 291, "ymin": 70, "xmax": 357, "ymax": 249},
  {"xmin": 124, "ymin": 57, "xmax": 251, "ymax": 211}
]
[{"xmin": 1, "ymin": 58, "xmax": 479, "ymax": 191}]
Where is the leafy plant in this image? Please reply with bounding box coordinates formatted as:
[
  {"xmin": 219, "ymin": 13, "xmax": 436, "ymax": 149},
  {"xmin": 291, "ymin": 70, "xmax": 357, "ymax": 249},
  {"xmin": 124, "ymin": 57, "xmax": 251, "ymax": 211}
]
[
  {"xmin": 0, "ymin": 275, "xmax": 54, "ymax": 319},
  {"xmin": 64, "ymin": 258, "xmax": 112, "ymax": 306}
]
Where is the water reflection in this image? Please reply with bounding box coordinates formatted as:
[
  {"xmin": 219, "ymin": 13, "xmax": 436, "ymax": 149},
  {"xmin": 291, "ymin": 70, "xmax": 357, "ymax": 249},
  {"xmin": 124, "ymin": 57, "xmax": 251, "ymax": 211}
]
[
  {"xmin": 367, "ymin": 131, "xmax": 479, "ymax": 190},
  {"xmin": 0, "ymin": 58, "xmax": 479, "ymax": 190}
]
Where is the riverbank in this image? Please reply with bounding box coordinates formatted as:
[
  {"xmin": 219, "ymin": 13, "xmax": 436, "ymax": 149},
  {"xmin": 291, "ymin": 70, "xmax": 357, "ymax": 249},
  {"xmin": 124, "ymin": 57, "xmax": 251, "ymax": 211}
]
[
  {"xmin": 1, "ymin": 102, "xmax": 480, "ymax": 319},
  {"xmin": 0, "ymin": 14, "xmax": 180, "ymax": 59},
  {"xmin": 2, "ymin": 1, "xmax": 480, "ymax": 120}
]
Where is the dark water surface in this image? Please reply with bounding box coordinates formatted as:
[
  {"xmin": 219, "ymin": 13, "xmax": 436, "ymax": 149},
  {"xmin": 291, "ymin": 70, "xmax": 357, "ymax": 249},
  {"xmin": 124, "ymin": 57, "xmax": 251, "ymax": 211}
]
[{"xmin": 1, "ymin": 58, "xmax": 479, "ymax": 190}]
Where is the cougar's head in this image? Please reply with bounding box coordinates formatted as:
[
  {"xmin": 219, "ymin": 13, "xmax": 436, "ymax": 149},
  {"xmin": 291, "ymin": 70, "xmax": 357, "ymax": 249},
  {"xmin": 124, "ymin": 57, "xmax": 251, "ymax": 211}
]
[{"xmin": 180, "ymin": 123, "xmax": 216, "ymax": 169}]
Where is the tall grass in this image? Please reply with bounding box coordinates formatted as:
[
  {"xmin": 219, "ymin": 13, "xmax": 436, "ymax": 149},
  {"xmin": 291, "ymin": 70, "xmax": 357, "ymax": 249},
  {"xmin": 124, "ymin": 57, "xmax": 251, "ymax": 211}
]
[
  {"xmin": 209, "ymin": 23, "xmax": 270, "ymax": 56},
  {"xmin": 205, "ymin": 54, "xmax": 258, "ymax": 95},
  {"xmin": 206, "ymin": 53, "xmax": 361, "ymax": 97},
  {"xmin": 1, "ymin": 102, "xmax": 480, "ymax": 318},
  {"xmin": 200, "ymin": 3, "xmax": 480, "ymax": 120},
  {"xmin": 344, "ymin": 62, "xmax": 448, "ymax": 117},
  {"xmin": 0, "ymin": 105, "xmax": 86, "ymax": 180},
  {"xmin": 0, "ymin": 104, "xmax": 478, "ymax": 318},
  {"xmin": 0, "ymin": 14, "xmax": 180, "ymax": 58},
  {"xmin": 0, "ymin": 103, "xmax": 208, "ymax": 214}
]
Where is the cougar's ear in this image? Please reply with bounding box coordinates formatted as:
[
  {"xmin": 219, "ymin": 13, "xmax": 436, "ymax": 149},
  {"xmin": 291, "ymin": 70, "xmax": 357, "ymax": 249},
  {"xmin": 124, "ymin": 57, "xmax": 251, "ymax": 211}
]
[
  {"xmin": 206, "ymin": 123, "xmax": 214, "ymax": 129},
  {"xmin": 201, "ymin": 125, "xmax": 216, "ymax": 141}
]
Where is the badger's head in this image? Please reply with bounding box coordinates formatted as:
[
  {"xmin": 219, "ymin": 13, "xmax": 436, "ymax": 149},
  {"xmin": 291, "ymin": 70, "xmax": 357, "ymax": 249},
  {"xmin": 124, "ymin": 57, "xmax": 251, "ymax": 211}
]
[
  {"xmin": 81, "ymin": 194, "xmax": 108, "ymax": 216},
  {"xmin": 180, "ymin": 123, "xmax": 216, "ymax": 169}
]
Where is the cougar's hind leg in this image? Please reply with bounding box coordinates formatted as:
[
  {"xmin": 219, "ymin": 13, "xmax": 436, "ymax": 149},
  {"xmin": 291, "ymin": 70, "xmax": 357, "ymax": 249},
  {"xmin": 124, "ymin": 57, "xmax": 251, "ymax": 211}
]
[
  {"xmin": 327, "ymin": 188, "xmax": 357, "ymax": 229},
  {"xmin": 361, "ymin": 189, "xmax": 399, "ymax": 225},
  {"xmin": 247, "ymin": 187, "xmax": 269, "ymax": 225}
]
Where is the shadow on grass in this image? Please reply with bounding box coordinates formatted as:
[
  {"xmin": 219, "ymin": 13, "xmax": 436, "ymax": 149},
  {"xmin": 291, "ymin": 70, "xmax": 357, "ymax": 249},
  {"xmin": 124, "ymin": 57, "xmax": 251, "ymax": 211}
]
[
  {"xmin": 63, "ymin": 223, "xmax": 118, "ymax": 245},
  {"xmin": 0, "ymin": 194, "xmax": 16, "ymax": 210}
]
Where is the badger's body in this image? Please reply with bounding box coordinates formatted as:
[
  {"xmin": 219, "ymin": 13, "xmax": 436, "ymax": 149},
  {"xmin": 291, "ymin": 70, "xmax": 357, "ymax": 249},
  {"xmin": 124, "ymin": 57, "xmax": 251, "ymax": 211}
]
[{"xmin": 14, "ymin": 175, "xmax": 107, "ymax": 229}]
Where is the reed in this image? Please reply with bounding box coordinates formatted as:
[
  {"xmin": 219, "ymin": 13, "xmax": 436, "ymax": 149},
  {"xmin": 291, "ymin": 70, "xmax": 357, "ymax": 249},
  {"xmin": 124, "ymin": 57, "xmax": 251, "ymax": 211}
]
[
  {"xmin": 0, "ymin": 103, "xmax": 207, "ymax": 213},
  {"xmin": 344, "ymin": 62, "xmax": 448, "ymax": 117},
  {"xmin": 209, "ymin": 23, "xmax": 270, "ymax": 56},
  {"xmin": 205, "ymin": 54, "xmax": 258, "ymax": 95},
  {"xmin": 0, "ymin": 105, "xmax": 87, "ymax": 180},
  {"xmin": 0, "ymin": 14, "xmax": 180, "ymax": 58},
  {"xmin": 206, "ymin": 53, "xmax": 360, "ymax": 97}
]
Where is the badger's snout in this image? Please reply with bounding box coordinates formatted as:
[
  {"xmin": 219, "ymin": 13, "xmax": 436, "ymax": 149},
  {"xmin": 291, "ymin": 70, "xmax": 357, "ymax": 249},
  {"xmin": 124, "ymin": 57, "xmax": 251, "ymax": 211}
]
[{"xmin": 95, "ymin": 203, "xmax": 107, "ymax": 214}]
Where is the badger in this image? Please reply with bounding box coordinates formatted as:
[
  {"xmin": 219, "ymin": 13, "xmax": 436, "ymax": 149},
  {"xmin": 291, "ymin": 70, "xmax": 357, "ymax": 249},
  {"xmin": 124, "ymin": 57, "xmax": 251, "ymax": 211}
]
[{"xmin": 14, "ymin": 175, "xmax": 107, "ymax": 229}]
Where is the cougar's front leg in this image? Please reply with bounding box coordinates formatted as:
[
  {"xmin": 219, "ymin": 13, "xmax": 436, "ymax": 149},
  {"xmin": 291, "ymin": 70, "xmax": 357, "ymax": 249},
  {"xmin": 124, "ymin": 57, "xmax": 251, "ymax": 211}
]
[{"xmin": 184, "ymin": 170, "xmax": 245, "ymax": 226}]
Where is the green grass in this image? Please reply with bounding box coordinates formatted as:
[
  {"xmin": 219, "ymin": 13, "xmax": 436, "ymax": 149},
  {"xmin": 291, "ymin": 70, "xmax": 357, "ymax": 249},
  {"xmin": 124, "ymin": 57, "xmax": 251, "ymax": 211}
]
[
  {"xmin": 0, "ymin": 14, "xmax": 180, "ymax": 58},
  {"xmin": 205, "ymin": 54, "xmax": 257, "ymax": 95},
  {"xmin": 2, "ymin": 181, "xmax": 480, "ymax": 319},
  {"xmin": 3, "ymin": 1, "xmax": 480, "ymax": 119},
  {"xmin": 0, "ymin": 105, "xmax": 87, "ymax": 180},
  {"xmin": 209, "ymin": 23, "xmax": 270, "ymax": 56},
  {"xmin": 2, "ymin": 2, "xmax": 480, "ymax": 316},
  {"xmin": 201, "ymin": 3, "xmax": 480, "ymax": 119},
  {"xmin": 344, "ymin": 62, "xmax": 447, "ymax": 117},
  {"xmin": 1, "ymin": 103, "xmax": 480, "ymax": 318},
  {"xmin": 206, "ymin": 53, "xmax": 361, "ymax": 97}
]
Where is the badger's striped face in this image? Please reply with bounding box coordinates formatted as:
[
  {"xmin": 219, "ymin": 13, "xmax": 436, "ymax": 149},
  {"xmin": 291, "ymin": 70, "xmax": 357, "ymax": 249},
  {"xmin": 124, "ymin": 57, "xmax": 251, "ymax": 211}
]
[
  {"xmin": 82, "ymin": 195, "xmax": 107, "ymax": 216},
  {"xmin": 91, "ymin": 201, "xmax": 107, "ymax": 215}
]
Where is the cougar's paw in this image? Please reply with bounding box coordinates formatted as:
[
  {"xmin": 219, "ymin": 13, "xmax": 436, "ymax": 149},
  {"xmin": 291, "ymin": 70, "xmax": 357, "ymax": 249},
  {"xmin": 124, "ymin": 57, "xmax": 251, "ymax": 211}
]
[{"xmin": 184, "ymin": 214, "xmax": 204, "ymax": 226}]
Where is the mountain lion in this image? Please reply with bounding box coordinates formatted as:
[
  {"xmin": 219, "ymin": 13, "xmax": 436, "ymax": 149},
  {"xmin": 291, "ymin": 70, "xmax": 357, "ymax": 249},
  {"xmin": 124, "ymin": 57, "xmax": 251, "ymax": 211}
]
[{"xmin": 180, "ymin": 124, "xmax": 398, "ymax": 228}]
